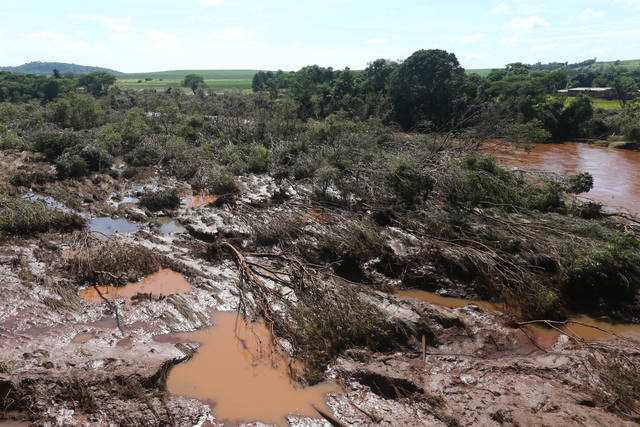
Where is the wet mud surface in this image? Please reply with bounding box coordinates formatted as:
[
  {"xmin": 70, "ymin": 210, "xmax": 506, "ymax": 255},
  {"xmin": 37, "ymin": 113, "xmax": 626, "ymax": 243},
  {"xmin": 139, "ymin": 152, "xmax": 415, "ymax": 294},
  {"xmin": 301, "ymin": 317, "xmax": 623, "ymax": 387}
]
[{"xmin": 1, "ymin": 165, "xmax": 639, "ymax": 426}]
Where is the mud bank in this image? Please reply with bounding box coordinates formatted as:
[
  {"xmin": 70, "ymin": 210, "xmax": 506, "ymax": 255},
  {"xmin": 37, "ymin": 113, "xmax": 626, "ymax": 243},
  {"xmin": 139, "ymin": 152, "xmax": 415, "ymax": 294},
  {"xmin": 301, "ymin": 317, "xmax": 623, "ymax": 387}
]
[{"xmin": 1, "ymin": 160, "xmax": 640, "ymax": 426}]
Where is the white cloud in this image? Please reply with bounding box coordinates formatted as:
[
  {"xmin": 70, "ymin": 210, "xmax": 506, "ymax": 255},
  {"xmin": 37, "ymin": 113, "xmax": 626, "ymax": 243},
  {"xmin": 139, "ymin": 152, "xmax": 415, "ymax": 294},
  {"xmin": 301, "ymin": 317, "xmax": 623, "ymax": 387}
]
[
  {"xmin": 254, "ymin": 6, "xmax": 265, "ymax": 12},
  {"xmin": 293, "ymin": 40, "xmax": 303, "ymax": 47},
  {"xmin": 69, "ymin": 14, "xmax": 135, "ymax": 32},
  {"xmin": 501, "ymin": 15, "xmax": 550, "ymax": 46},
  {"xmin": 365, "ymin": 37, "xmax": 388, "ymax": 44},
  {"xmin": 581, "ymin": 8, "xmax": 604, "ymax": 17},
  {"xmin": 199, "ymin": 0, "xmax": 224, "ymax": 6},
  {"xmin": 490, "ymin": 2, "xmax": 510, "ymax": 15},
  {"xmin": 458, "ymin": 33, "xmax": 485, "ymax": 44},
  {"xmin": 211, "ymin": 26, "xmax": 264, "ymax": 40},
  {"xmin": 505, "ymin": 15, "xmax": 550, "ymax": 32}
]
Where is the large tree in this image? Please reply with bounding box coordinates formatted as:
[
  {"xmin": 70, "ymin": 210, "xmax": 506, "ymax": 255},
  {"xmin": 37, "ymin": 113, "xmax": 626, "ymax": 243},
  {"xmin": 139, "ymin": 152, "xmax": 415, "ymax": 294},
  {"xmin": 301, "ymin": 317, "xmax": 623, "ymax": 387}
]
[
  {"xmin": 182, "ymin": 74, "xmax": 206, "ymax": 94},
  {"xmin": 613, "ymin": 75, "xmax": 639, "ymax": 108},
  {"xmin": 389, "ymin": 49, "xmax": 465, "ymax": 130},
  {"xmin": 78, "ymin": 71, "xmax": 116, "ymax": 97}
]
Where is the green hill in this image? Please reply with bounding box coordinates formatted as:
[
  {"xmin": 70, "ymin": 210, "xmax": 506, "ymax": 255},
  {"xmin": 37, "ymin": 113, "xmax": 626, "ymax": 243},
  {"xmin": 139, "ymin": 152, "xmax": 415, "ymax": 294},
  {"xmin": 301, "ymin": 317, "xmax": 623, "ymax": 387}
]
[
  {"xmin": 0, "ymin": 61, "xmax": 122, "ymax": 75},
  {"xmin": 466, "ymin": 59, "xmax": 640, "ymax": 76}
]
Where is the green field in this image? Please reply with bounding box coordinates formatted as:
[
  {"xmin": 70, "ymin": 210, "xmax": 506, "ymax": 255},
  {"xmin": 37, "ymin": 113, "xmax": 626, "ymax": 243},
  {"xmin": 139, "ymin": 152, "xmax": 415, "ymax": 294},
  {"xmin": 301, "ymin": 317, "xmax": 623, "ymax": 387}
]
[
  {"xmin": 466, "ymin": 68, "xmax": 493, "ymax": 76},
  {"xmin": 117, "ymin": 69, "xmax": 258, "ymax": 90}
]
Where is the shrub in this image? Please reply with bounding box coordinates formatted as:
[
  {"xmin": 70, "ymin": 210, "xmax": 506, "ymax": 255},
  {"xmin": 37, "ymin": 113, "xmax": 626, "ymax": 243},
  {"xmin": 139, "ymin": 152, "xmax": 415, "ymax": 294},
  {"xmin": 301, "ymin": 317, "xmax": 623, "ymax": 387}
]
[
  {"xmin": 125, "ymin": 142, "xmax": 164, "ymax": 166},
  {"xmin": 139, "ymin": 188, "xmax": 181, "ymax": 212},
  {"xmin": 0, "ymin": 195, "xmax": 83, "ymax": 237},
  {"xmin": 190, "ymin": 165, "xmax": 239, "ymax": 195},
  {"xmin": 0, "ymin": 133, "xmax": 28, "ymax": 150},
  {"xmin": 248, "ymin": 144, "xmax": 271, "ymax": 173},
  {"xmin": 563, "ymin": 233, "xmax": 640, "ymax": 307},
  {"xmin": 78, "ymin": 144, "xmax": 114, "ymax": 172},
  {"xmin": 32, "ymin": 131, "xmax": 82, "ymax": 161},
  {"xmin": 567, "ymin": 172, "xmax": 594, "ymax": 194},
  {"xmin": 385, "ymin": 160, "xmax": 433, "ymax": 207},
  {"xmin": 518, "ymin": 119, "xmax": 552, "ymax": 143},
  {"xmin": 67, "ymin": 242, "xmax": 163, "ymax": 286},
  {"xmin": 55, "ymin": 153, "xmax": 90, "ymax": 179}
]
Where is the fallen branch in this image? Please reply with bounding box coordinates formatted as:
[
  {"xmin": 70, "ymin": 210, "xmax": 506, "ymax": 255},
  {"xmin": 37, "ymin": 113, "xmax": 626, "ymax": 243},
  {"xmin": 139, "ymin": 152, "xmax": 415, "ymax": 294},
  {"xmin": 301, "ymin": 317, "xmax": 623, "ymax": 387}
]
[{"xmin": 92, "ymin": 285, "xmax": 125, "ymax": 337}]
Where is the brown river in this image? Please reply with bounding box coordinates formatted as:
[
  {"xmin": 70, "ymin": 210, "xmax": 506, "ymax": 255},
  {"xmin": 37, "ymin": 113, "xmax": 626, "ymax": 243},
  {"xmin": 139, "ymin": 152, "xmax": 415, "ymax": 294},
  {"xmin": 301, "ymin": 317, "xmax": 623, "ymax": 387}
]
[{"xmin": 492, "ymin": 141, "xmax": 640, "ymax": 216}]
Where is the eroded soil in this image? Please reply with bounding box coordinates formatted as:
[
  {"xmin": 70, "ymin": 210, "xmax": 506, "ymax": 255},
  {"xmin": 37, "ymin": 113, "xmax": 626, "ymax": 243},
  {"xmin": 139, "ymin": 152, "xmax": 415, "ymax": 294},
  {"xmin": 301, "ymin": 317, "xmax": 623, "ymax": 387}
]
[{"xmin": 1, "ymin": 154, "xmax": 640, "ymax": 426}]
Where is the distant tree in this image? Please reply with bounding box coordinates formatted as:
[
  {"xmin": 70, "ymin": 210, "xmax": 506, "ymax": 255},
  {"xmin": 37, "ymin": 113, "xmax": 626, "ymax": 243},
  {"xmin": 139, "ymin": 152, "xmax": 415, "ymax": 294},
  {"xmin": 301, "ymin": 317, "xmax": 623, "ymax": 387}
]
[
  {"xmin": 252, "ymin": 71, "xmax": 266, "ymax": 92},
  {"xmin": 363, "ymin": 59, "xmax": 398, "ymax": 94},
  {"xmin": 78, "ymin": 71, "xmax": 116, "ymax": 97},
  {"xmin": 389, "ymin": 49, "xmax": 465, "ymax": 130},
  {"xmin": 42, "ymin": 79, "xmax": 61, "ymax": 102},
  {"xmin": 52, "ymin": 69, "xmax": 61, "ymax": 79},
  {"xmin": 505, "ymin": 62, "xmax": 531, "ymax": 76},
  {"xmin": 182, "ymin": 74, "xmax": 205, "ymax": 94},
  {"xmin": 613, "ymin": 75, "xmax": 639, "ymax": 108}
]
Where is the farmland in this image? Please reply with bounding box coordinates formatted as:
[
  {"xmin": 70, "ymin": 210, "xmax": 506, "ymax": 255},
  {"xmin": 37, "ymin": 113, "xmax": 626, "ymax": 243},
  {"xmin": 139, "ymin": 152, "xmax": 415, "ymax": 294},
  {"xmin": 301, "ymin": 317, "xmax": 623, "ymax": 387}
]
[{"xmin": 116, "ymin": 69, "xmax": 258, "ymax": 90}]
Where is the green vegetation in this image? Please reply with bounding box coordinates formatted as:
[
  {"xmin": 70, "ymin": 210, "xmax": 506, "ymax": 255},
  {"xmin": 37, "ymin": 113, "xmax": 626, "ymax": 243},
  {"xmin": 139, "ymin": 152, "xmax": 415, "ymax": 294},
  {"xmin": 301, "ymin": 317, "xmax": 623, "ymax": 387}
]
[
  {"xmin": 0, "ymin": 48, "xmax": 638, "ymax": 325},
  {"xmin": 0, "ymin": 195, "xmax": 83, "ymax": 237},
  {"xmin": 139, "ymin": 189, "xmax": 181, "ymax": 211}
]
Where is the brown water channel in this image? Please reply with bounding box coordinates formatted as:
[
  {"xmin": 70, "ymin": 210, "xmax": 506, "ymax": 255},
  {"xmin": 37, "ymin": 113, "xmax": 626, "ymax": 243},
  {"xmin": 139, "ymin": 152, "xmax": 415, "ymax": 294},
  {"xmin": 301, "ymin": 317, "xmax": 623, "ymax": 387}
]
[
  {"xmin": 182, "ymin": 190, "xmax": 218, "ymax": 208},
  {"xmin": 80, "ymin": 269, "xmax": 192, "ymax": 300},
  {"xmin": 493, "ymin": 141, "xmax": 640, "ymax": 215},
  {"xmin": 398, "ymin": 289, "xmax": 640, "ymax": 348},
  {"xmin": 167, "ymin": 312, "xmax": 340, "ymax": 426}
]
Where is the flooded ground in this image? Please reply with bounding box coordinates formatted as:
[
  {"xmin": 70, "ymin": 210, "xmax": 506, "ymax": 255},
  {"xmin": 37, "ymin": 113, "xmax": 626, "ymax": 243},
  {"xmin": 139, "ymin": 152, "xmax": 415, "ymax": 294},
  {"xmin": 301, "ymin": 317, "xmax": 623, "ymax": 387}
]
[
  {"xmin": 493, "ymin": 141, "xmax": 640, "ymax": 215},
  {"xmin": 87, "ymin": 217, "xmax": 139, "ymax": 236},
  {"xmin": 167, "ymin": 312, "xmax": 340, "ymax": 426},
  {"xmin": 153, "ymin": 217, "xmax": 186, "ymax": 234},
  {"xmin": 80, "ymin": 269, "xmax": 192, "ymax": 300},
  {"xmin": 182, "ymin": 190, "xmax": 218, "ymax": 208},
  {"xmin": 398, "ymin": 289, "xmax": 640, "ymax": 348}
]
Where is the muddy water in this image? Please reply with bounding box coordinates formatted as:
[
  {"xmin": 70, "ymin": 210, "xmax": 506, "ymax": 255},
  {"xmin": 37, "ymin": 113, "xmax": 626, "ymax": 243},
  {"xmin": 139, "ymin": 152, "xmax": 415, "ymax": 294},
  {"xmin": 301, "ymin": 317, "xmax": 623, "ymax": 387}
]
[
  {"xmin": 153, "ymin": 217, "xmax": 186, "ymax": 234},
  {"xmin": 167, "ymin": 312, "xmax": 340, "ymax": 426},
  {"xmin": 182, "ymin": 190, "xmax": 218, "ymax": 208},
  {"xmin": 398, "ymin": 289, "xmax": 640, "ymax": 347},
  {"xmin": 80, "ymin": 269, "xmax": 192, "ymax": 300},
  {"xmin": 87, "ymin": 217, "xmax": 139, "ymax": 235},
  {"xmin": 493, "ymin": 141, "xmax": 640, "ymax": 215}
]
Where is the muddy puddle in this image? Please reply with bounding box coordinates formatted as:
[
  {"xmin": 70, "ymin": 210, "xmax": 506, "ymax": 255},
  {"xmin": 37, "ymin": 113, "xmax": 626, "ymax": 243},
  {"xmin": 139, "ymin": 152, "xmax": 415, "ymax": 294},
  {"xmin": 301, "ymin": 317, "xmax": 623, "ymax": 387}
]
[
  {"xmin": 167, "ymin": 312, "xmax": 340, "ymax": 426},
  {"xmin": 80, "ymin": 269, "xmax": 192, "ymax": 300},
  {"xmin": 398, "ymin": 289, "xmax": 640, "ymax": 348},
  {"xmin": 182, "ymin": 190, "xmax": 218, "ymax": 208},
  {"xmin": 87, "ymin": 217, "xmax": 139, "ymax": 236},
  {"xmin": 153, "ymin": 217, "xmax": 186, "ymax": 234},
  {"xmin": 492, "ymin": 141, "xmax": 640, "ymax": 215}
]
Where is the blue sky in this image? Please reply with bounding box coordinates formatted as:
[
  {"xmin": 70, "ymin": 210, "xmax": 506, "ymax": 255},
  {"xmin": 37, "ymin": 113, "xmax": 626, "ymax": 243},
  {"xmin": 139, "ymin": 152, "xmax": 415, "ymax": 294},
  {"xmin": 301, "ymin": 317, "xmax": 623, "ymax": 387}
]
[{"xmin": 1, "ymin": 0, "xmax": 639, "ymax": 72}]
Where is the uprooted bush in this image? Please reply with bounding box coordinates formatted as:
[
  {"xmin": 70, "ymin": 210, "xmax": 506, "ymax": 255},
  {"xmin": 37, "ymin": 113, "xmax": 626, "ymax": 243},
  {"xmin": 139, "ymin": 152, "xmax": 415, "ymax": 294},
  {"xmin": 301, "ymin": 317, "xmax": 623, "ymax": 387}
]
[
  {"xmin": 284, "ymin": 281, "xmax": 414, "ymax": 384},
  {"xmin": 563, "ymin": 232, "xmax": 640, "ymax": 311},
  {"xmin": 67, "ymin": 242, "xmax": 164, "ymax": 286},
  {"xmin": 189, "ymin": 164, "xmax": 239, "ymax": 196},
  {"xmin": 139, "ymin": 188, "xmax": 181, "ymax": 212},
  {"xmin": 0, "ymin": 195, "xmax": 83, "ymax": 237}
]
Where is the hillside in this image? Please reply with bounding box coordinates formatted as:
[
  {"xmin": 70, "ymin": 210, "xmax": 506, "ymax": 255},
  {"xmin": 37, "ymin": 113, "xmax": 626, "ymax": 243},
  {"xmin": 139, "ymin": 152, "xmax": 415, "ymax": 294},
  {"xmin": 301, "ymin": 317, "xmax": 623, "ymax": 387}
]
[
  {"xmin": 467, "ymin": 58, "xmax": 640, "ymax": 76},
  {"xmin": 0, "ymin": 61, "xmax": 122, "ymax": 76}
]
